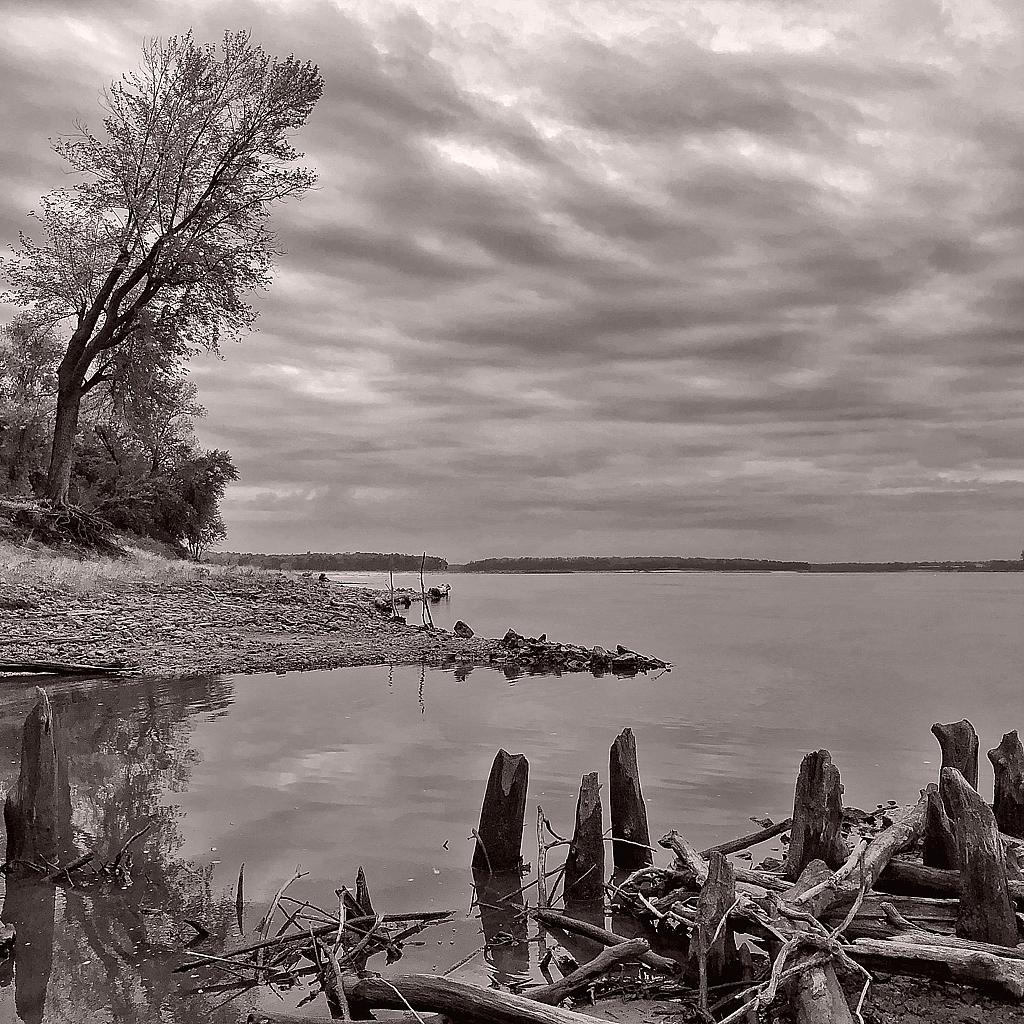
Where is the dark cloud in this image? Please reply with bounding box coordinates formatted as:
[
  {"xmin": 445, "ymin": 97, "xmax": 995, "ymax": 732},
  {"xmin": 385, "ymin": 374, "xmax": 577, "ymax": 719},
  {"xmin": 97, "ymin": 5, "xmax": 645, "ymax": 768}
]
[{"xmin": 2, "ymin": 0, "xmax": 1024, "ymax": 560}]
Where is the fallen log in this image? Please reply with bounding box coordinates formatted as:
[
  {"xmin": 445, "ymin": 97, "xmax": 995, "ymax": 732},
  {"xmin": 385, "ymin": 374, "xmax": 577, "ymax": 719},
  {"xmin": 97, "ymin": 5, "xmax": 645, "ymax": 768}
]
[
  {"xmin": 343, "ymin": 973, "xmax": 619, "ymax": 1024},
  {"xmin": 527, "ymin": 938, "xmax": 650, "ymax": 1004},
  {"xmin": 533, "ymin": 909, "xmax": 681, "ymax": 973},
  {"xmin": 941, "ymin": 767, "xmax": 1018, "ymax": 945},
  {"xmin": 0, "ymin": 661, "xmax": 129, "ymax": 676},
  {"xmin": 877, "ymin": 860, "xmax": 1024, "ymax": 903},
  {"xmin": 659, "ymin": 830, "xmax": 709, "ymax": 885},
  {"xmin": 701, "ymin": 817, "xmax": 793, "ymax": 858},
  {"xmin": 847, "ymin": 938, "xmax": 1024, "ymax": 999},
  {"xmin": 786, "ymin": 750, "xmax": 848, "ymax": 880}
]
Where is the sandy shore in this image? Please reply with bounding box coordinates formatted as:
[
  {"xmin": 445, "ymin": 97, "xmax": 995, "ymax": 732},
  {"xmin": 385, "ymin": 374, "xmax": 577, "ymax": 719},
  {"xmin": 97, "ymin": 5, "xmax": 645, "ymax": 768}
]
[{"xmin": 0, "ymin": 557, "xmax": 666, "ymax": 679}]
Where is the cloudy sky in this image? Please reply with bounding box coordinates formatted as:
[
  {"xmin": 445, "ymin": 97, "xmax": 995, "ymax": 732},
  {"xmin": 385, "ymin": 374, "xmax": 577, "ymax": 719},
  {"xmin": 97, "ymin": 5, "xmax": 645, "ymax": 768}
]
[{"xmin": 2, "ymin": 0, "xmax": 1023, "ymax": 561}]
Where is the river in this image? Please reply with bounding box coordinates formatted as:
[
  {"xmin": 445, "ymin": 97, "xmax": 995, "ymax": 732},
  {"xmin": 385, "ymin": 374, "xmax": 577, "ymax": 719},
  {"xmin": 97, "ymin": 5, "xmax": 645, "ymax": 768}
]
[{"xmin": 0, "ymin": 570, "xmax": 1021, "ymax": 1021}]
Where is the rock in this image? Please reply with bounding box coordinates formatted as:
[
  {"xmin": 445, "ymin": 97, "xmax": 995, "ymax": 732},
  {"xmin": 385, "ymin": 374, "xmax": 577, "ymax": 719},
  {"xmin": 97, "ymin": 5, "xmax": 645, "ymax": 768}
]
[
  {"xmin": 453, "ymin": 620, "xmax": 474, "ymax": 639},
  {"xmin": 591, "ymin": 646, "xmax": 611, "ymax": 662},
  {"xmin": 502, "ymin": 628, "xmax": 521, "ymax": 646}
]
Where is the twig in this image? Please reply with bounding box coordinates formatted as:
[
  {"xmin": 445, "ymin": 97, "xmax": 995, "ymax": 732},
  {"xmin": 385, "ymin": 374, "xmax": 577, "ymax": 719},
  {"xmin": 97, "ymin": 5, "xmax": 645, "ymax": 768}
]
[{"xmin": 256, "ymin": 867, "xmax": 307, "ymax": 967}]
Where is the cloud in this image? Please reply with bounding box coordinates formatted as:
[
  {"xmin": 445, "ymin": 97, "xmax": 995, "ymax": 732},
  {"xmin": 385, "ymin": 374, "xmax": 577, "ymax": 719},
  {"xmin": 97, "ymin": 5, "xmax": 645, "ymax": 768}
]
[{"xmin": 2, "ymin": 0, "xmax": 1024, "ymax": 560}]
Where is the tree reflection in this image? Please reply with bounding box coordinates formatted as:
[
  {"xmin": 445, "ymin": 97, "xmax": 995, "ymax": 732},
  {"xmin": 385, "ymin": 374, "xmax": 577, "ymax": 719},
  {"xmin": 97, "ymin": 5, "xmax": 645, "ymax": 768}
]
[{"xmin": 0, "ymin": 675, "xmax": 242, "ymax": 1023}]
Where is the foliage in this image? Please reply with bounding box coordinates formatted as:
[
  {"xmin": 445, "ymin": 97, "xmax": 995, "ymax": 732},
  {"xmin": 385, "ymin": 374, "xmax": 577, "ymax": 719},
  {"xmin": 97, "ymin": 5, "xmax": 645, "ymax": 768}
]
[
  {"xmin": 2, "ymin": 30, "xmax": 322, "ymax": 501},
  {"xmin": 209, "ymin": 551, "xmax": 450, "ymax": 572}
]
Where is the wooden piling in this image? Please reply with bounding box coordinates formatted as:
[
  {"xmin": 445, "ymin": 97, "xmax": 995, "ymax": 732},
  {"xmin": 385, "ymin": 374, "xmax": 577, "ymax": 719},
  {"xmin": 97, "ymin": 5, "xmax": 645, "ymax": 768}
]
[
  {"xmin": 690, "ymin": 851, "xmax": 737, "ymax": 1011},
  {"xmin": 609, "ymin": 728, "xmax": 652, "ymax": 871},
  {"xmin": 3, "ymin": 688, "xmax": 71, "ymax": 868},
  {"xmin": 564, "ymin": 772, "xmax": 604, "ymax": 903},
  {"xmin": 939, "ymin": 767, "xmax": 1018, "ymax": 946},
  {"xmin": 473, "ymin": 749, "xmax": 529, "ymax": 873},
  {"xmin": 785, "ymin": 749, "xmax": 848, "ymax": 880},
  {"xmin": 988, "ymin": 731, "xmax": 1024, "ymax": 839},
  {"xmin": 932, "ymin": 720, "xmax": 979, "ymax": 791}
]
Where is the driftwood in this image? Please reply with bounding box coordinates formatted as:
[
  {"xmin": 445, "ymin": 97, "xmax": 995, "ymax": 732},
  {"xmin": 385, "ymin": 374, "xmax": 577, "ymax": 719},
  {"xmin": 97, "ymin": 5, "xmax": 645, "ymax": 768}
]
[
  {"xmin": 609, "ymin": 728, "xmax": 652, "ymax": 870},
  {"xmin": 932, "ymin": 720, "xmax": 979, "ymax": 791},
  {"xmin": 528, "ymin": 938, "xmax": 650, "ymax": 1004},
  {"xmin": 702, "ymin": 817, "xmax": 793, "ymax": 858},
  {"xmin": 786, "ymin": 750, "xmax": 848, "ymax": 880},
  {"xmin": 847, "ymin": 938, "xmax": 1024, "ymax": 999},
  {"xmin": 990, "ymin": 732, "xmax": 1024, "ymax": 839},
  {"xmin": 923, "ymin": 786, "xmax": 959, "ymax": 869},
  {"xmin": 940, "ymin": 767, "xmax": 1018, "ymax": 945},
  {"xmin": 533, "ymin": 909, "xmax": 680, "ymax": 973},
  {"xmin": 690, "ymin": 852, "xmax": 737, "ymax": 1010},
  {"xmin": 473, "ymin": 749, "xmax": 529, "ymax": 872},
  {"xmin": 563, "ymin": 773, "xmax": 604, "ymax": 903},
  {"xmin": 0, "ymin": 661, "xmax": 128, "ymax": 676},
  {"xmin": 659, "ymin": 830, "xmax": 709, "ymax": 885},
  {"xmin": 343, "ymin": 973, "xmax": 615, "ymax": 1024}
]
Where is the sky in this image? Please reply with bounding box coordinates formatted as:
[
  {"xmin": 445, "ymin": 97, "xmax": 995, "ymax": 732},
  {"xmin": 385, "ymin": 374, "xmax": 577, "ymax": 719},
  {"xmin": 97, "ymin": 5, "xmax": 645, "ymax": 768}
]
[{"xmin": 1, "ymin": 0, "xmax": 1023, "ymax": 562}]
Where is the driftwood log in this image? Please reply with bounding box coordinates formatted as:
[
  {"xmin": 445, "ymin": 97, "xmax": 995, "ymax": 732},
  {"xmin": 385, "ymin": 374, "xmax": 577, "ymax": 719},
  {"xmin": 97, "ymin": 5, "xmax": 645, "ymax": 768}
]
[
  {"xmin": 786, "ymin": 750, "xmax": 848, "ymax": 880},
  {"xmin": 940, "ymin": 767, "xmax": 1018, "ymax": 945},
  {"xmin": 563, "ymin": 772, "xmax": 604, "ymax": 903},
  {"xmin": 527, "ymin": 938, "xmax": 649, "ymax": 1004},
  {"xmin": 690, "ymin": 852, "xmax": 737, "ymax": 1009},
  {"xmin": 533, "ymin": 908, "xmax": 681, "ymax": 973},
  {"xmin": 609, "ymin": 728, "xmax": 652, "ymax": 870},
  {"xmin": 990, "ymin": 732, "xmax": 1024, "ymax": 839},
  {"xmin": 473, "ymin": 749, "xmax": 529, "ymax": 873},
  {"xmin": 932, "ymin": 720, "xmax": 979, "ymax": 791}
]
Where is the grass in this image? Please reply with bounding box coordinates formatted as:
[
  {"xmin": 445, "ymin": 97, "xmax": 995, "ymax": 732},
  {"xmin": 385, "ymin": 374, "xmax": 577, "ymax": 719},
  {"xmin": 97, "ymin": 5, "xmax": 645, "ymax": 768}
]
[{"xmin": 0, "ymin": 541, "xmax": 257, "ymax": 597}]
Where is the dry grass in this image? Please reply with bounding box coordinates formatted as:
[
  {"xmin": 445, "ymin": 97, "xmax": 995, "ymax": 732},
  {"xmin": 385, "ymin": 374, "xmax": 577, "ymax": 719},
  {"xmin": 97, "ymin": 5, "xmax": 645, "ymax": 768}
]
[{"xmin": 0, "ymin": 541, "xmax": 259, "ymax": 597}]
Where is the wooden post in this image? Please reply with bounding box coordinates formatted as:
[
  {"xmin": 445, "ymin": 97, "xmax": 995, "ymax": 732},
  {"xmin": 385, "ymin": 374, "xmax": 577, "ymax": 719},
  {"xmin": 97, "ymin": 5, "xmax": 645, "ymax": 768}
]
[
  {"xmin": 989, "ymin": 731, "xmax": 1024, "ymax": 839},
  {"xmin": 564, "ymin": 772, "xmax": 604, "ymax": 904},
  {"xmin": 939, "ymin": 767, "xmax": 1018, "ymax": 945},
  {"xmin": 932, "ymin": 720, "xmax": 979, "ymax": 791},
  {"xmin": 785, "ymin": 750, "xmax": 848, "ymax": 880},
  {"xmin": 609, "ymin": 728, "xmax": 652, "ymax": 871},
  {"xmin": 923, "ymin": 786, "xmax": 959, "ymax": 869},
  {"xmin": 3, "ymin": 688, "xmax": 72, "ymax": 868},
  {"xmin": 473, "ymin": 749, "xmax": 529, "ymax": 873}
]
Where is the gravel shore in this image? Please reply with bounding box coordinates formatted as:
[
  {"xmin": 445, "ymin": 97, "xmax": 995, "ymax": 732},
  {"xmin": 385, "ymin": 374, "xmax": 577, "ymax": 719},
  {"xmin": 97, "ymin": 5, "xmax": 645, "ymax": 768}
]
[{"xmin": 0, "ymin": 558, "xmax": 667, "ymax": 679}]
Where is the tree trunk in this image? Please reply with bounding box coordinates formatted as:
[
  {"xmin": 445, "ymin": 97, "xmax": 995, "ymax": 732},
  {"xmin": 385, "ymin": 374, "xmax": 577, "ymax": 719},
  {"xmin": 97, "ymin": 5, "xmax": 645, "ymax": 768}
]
[
  {"xmin": 473, "ymin": 749, "xmax": 529, "ymax": 873},
  {"xmin": 923, "ymin": 786, "xmax": 959, "ymax": 869},
  {"xmin": 932, "ymin": 720, "xmax": 979, "ymax": 792},
  {"xmin": 786, "ymin": 750, "xmax": 848, "ymax": 880},
  {"xmin": 45, "ymin": 382, "xmax": 83, "ymax": 506},
  {"xmin": 940, "ymin": 767, "xmax": 1018, "ymax": 945},
  {"xmin": 989, "ymin": 732, "xmax": 1024, "ymax": 839},
  {"xmin": 564, "ymin": 772, "xmax": 604, "ymax": 903},
  {"xmin": 609, "ymin": 728, "xmax": 652, "ymax": 870}
]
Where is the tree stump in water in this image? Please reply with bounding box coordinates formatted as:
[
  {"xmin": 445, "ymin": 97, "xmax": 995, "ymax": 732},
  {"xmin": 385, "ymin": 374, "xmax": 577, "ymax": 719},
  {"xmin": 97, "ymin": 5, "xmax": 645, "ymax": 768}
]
[
  {"xmin": 609, "ymin": 728, "xmax": 652, "ymax": 870},
  {"xmin": 923, "ymin": 785, "xmax": 959, "ymax": 869},
  {"xmin": 3, "ymin": 688, "xmax": 72, "ymax": 868},
  {"xmin": 989, "ymin": 731, "xmax": 1024, "ymax": 839},
  {"xmin": 939, "ymin": 767, "xmax": 1018, "ymax": 945},
  {"xmin": 786, "ymin": 750, "xmax": 848, "ymax": 880},
  {"xmin": 473, "ymin": 749, "xmax": 529, "ymax": 873},
  {"xmin": 564, "ymin": 772, "xmax": 604, "ymax": 903},
  {"xmin": 932, "ymin": 720, "xmax": 979, "ymax": 792}
]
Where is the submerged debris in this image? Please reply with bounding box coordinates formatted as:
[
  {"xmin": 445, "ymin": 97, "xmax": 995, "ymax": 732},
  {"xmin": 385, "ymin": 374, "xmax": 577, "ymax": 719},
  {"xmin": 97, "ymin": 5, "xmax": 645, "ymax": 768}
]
[{"xmin": 491, "ymin": 629, "xmax": 669, "ymax": 676}]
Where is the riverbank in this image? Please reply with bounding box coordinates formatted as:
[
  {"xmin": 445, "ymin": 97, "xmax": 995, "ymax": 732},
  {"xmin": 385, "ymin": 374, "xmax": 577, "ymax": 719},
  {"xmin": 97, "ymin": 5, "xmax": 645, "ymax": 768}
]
[{"xmin": 0, "ymin": 546, "xmax": 667, "ymax": 679}]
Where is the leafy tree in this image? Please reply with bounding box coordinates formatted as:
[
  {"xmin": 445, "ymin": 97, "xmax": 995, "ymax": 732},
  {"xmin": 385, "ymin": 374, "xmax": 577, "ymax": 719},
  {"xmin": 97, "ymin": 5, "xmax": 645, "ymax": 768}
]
[{"xmin": 2, "ymin": 31, "xmax": 322, "ymax": 504}]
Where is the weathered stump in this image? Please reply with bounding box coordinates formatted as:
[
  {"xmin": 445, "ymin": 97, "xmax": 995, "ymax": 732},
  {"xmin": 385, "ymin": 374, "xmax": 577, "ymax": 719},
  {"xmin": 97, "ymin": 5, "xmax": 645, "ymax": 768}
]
[
  {"xmin": 989, "ymin": 731, "xmax": 1024, "ymax": 839},
  {"xmin": 923, "ymin": 785, "xmax": 959, "ymax": 869},
  {"xmin": 609, "ymin": 728, "xmax": 652, "ymax": 870},
  {"xmin": 473, "ymin": 749, "xmax": 529, "ymax": 873},
  {"xmin": 939, "ymin": 767, "xmax": 1017, "ymax": 945},
  {"xmin": 932, "ymin": 720, "xmax": 979, "ymax": 791},
  {"xmin": 689, "ymin": 852, "xmax": 738, "ymax": 1009},
  {"xmin": 786, "ymin": 750, "xmax": 848, "ymax": 880},
  {"xmin": 3, "ymin": 688, "xmax": 72, "ymax": 869},
  {"xmin": 564, "ymin": 772, "xmax": 604, "ymax": 903}
]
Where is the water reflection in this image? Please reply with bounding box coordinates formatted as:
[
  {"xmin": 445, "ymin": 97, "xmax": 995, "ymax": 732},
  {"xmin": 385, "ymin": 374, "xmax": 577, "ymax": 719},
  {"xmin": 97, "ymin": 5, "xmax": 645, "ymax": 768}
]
[{"xmin": 472, "ymin": 870, "xmax": 529, "ymax": 987}]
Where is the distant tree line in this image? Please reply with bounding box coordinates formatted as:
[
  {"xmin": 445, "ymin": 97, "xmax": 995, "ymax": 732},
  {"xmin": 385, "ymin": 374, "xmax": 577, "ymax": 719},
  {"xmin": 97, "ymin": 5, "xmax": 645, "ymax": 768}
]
[
  {"xmin": 208, "ymin": 551, "xmax": 449, "ymax": 572},
  {"xmin": 451, "ymin": 556, "xmax": 1024, "ymax": 573}
]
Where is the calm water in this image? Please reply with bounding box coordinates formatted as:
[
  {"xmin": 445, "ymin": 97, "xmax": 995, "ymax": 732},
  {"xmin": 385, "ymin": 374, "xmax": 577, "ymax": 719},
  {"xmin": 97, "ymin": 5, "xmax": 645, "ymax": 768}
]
[{"xmin": 0, "ymin": 571, "xmax": 1022, "ymax": 1022}]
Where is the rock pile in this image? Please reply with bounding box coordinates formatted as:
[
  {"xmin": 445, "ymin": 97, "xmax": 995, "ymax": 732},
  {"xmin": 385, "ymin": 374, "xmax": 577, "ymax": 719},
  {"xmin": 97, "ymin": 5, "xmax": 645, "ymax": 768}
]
[{"xmin": 489, "ymin": 629, "xmax": 669, "ymax": 677}]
